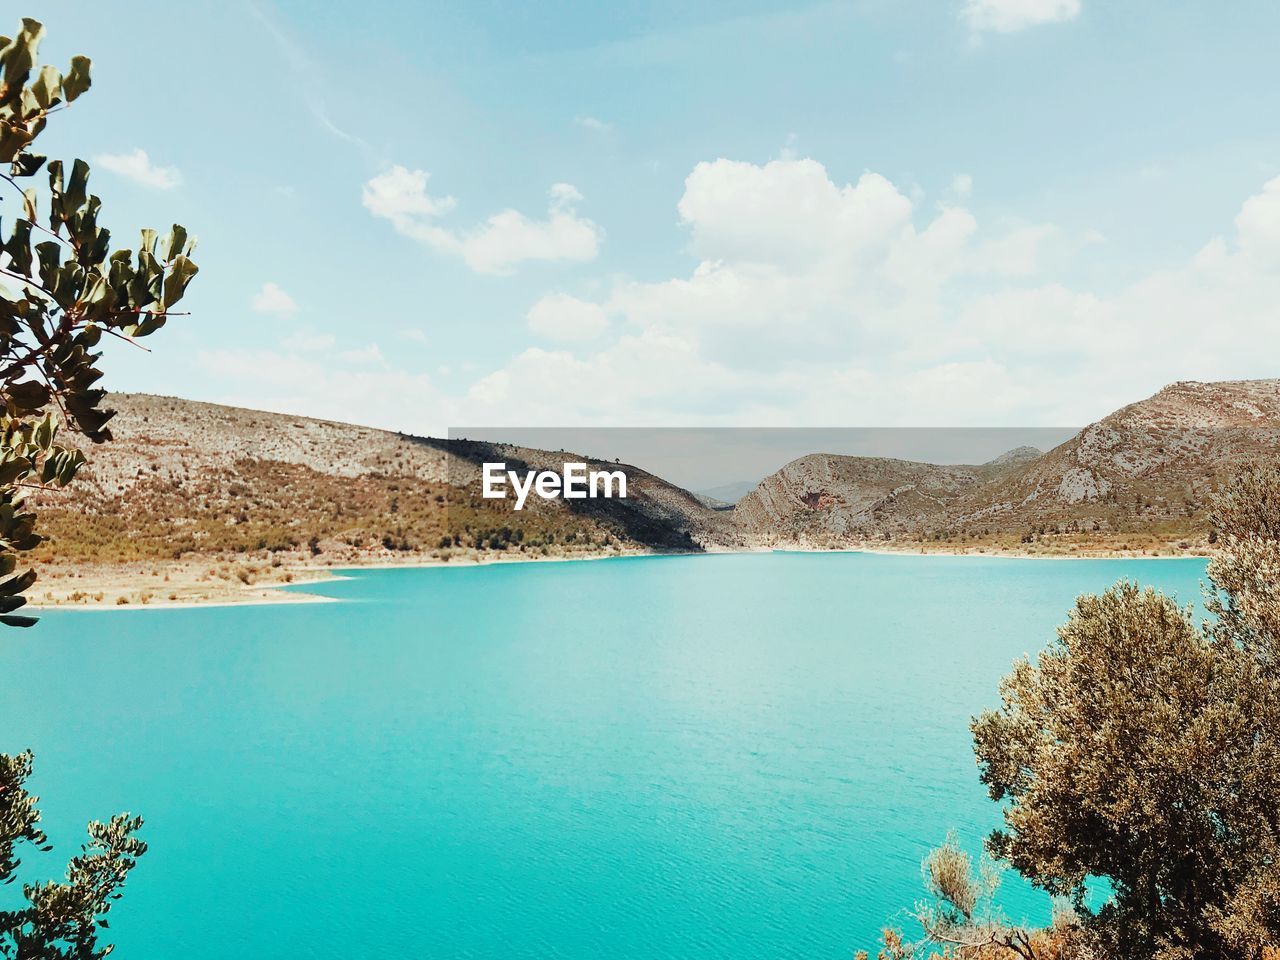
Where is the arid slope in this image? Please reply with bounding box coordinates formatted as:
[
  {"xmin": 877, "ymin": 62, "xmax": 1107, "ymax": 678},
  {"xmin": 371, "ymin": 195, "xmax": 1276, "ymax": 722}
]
[{"xmin": 29, "ymin": 394, "xmax": 740, "ymax": 605}]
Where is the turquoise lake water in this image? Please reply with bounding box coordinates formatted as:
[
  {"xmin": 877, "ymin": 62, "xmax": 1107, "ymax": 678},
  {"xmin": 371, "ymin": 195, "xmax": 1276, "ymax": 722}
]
[{"xmin": 0, "ymin": 552, "xmax": 1210, "ymax": 958}]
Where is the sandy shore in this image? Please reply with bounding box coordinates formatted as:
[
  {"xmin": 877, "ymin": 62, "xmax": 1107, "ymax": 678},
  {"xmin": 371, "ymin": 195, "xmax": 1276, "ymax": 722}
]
[
  {"xmin": 27, "ymin": 563, "xmax": 344, "ymax": 610},
  {"xmin": 25, "ymin": 548, "xmax": 669, "ymax": 610}
]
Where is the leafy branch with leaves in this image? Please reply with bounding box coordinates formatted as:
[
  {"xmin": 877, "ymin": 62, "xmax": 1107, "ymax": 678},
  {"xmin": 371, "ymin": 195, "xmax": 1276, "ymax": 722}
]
[{"xmin": 1, "ymin": 17, "xmax": 197, "ymax": 957}]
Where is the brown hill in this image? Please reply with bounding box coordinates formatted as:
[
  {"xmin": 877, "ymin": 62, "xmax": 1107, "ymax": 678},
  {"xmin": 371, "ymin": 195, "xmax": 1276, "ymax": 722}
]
[
  {"xmin": 965, "ymin": 379, "xmax": 1280, "ymax": 531},
  {"xmin": 733, "ymin": 379, "xmax": 1280, "ymax": 553},
  {"xmin": 29, "ymin": 394, "xmax": 742, "ymax": 604},
  {"xmin": 734, "ymin": 454, "xmax": 994, "ymax": 546}
]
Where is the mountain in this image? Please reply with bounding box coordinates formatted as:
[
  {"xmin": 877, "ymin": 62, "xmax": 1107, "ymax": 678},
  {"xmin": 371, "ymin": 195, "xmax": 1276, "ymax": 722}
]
[
  {"xmin": 431, "ymin": 436, "xmax": 745, "ymax": 553},
  {"xmin": 733, "ymin": 452, "xmax": 1027, "ymax": 547},
  {"xmin": 950, "ymin": 379, "xmax": 1280, "ymax": 538},
  {"xmin": 25, "ymin": 379, "xmax": 1280, "ymax": 604},
  {"xmin": 30, "ymin": 394, "xmax": 743, "ymax": 585},
  {"xmin": 986, "ymin": 445, "xmax": 1043, "ymax": 467},
  {"xmin": 694, "ymin": 480, "xmax": 761, "ymax": 506},
  {"xmin": 733, "ymin": 379, "xmax": 1280, "ymax": 553},
  {"xmin": 730, "ymin": 445, "xmax": 1049, "ymax": 546}
]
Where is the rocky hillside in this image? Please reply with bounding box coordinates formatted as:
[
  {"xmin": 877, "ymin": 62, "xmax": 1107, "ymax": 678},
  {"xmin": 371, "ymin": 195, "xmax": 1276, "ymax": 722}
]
[
  {"xmin": 734, "ymin": 452, "xmax": 1028, "ymax": 547},
  {"xmin": 28, "ymin": 380, "xmax": 1280, "ymax": 585},
  {"xmin": 970, "ymin": 379, "xmax": 1280, "ymax": 526},
  {"xmin": 733, "ymin": 379, "xmax": 1280, "ymax": 552},
  {"xmin": 31, "ymin": 394, "xmax": 743, "ymax": 572}
]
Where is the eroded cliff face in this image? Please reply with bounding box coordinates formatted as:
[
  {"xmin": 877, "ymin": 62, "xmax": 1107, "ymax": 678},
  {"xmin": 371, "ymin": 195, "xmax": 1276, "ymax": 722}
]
[{"xmin": 734, "ymin": 454, "xmax": 986, "ymax": 547}]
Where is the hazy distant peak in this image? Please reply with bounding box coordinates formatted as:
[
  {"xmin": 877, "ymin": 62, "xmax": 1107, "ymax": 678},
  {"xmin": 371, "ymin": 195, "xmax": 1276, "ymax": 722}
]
[
  {"xmin": 694, "ymin": 480, "xmax": 761, "ymax": 505},
  {"xmin": 986, "ymin": 445, "xmax": 1044, "ymax": 467}
]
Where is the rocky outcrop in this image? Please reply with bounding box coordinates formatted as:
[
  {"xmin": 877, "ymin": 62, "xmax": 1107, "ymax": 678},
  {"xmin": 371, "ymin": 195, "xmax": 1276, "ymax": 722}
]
[{"xmin": 734, "ymin": 454, "xmax": 984, "ymax": 546}]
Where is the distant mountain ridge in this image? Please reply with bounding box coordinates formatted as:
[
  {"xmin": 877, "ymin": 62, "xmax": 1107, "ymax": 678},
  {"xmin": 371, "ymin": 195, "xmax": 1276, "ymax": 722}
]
[
  {"xmin": 734, "ymin": 379, "xmax": 1280, "ymax": 550},
  {"xmin": 986, "ymin": 445, "xmax": 1043, "ymax": 466},
  {"xmin": 732, "ymin": 448, "xmax": 1034, "ymax": 546},
  {"xmin": 693, "ymin": 480, "xmax": 761, "ymax": 506},
  {"xmin": 30, "ymin": 379, "xmax": 1280, "ymax": 571}
]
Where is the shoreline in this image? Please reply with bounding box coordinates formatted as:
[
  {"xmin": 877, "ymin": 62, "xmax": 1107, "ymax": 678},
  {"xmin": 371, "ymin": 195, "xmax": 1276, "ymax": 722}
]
[
  {"xmin": 26, "ymin": 548, "xmax": 676, "ymax": 612},
  {"xmin": 839, "ymin": 545, "xmax": 1212, "ymax": 562},
  {"xmin": 28, "ymin": 543, "xmax": 1214, "ymax": 612}
]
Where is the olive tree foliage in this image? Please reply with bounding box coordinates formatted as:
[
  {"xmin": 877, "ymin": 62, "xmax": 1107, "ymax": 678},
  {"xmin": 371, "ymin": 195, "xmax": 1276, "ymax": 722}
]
[
  {"xmin": 1, "ymin": 18, "xmax": 197, "ymax": 957},
  {"xmin": 1206, "ymin": 462, "xmax": 1280, "ymax": 663},
  {"xmin": 971, "ymin": 462, "xmax": 1280, "ymax": 960}
]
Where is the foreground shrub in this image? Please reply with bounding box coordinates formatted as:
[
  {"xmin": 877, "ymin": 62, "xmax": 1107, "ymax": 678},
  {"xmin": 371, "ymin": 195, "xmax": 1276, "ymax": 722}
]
[
  {"xmin": 1, "ymin": 16, "xmax": 196, "ymax": 956},
  {"xmin": 969, "ymin": 462, "xmax": 1280, "ymax": 959},
  {"xmin": 857, "ymin": 833, "xmax": 1093, "ymax": 959}
]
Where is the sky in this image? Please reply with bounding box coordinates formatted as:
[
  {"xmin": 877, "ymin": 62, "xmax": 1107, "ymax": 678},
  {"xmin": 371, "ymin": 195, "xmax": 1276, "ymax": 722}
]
[{"xmin": 19, "ymin": 0, "xmax": 1280, "ymax": 435}]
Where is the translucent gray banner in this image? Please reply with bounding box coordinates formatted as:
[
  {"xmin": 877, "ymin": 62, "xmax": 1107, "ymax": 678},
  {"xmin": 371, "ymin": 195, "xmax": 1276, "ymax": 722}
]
[{"xmin": 429, "ymin": 425, "xmax": 1279, "ymax": 560}]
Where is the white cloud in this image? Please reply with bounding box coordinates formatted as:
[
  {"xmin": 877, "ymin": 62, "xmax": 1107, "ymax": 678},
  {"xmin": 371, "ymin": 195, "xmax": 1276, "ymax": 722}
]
[
  {"xmin": 549, "ymin": 183, "xmax": 583, "ymax": 207},
  {"xmin": 951, "ymin": 173, "xmax": 973, "ymax": 198},
  {"xmin": 575, "ymin": 116, "xmax": 612, "ymax": 133},
  {"xmin": 461, "ymin": 330, "xmax": 746, "ymax": 424},
  {"xmin": 280, "ymin": 329, "xmax": 335, "ymax": 352},
  {"xmin": 199, "ymin": 346, "xmax": 443, "ymax": 434},
  {"xmin": 451, "ymin": 161, "xmax": 1280, "ymax": 427},
  {"xmin": 339, "ymin": 344, "xmax": 386, "ymax": 365},
  {"xmin": 93, "ymin": 149, "xmax": 182, "ymax": 190},
  {"xmin": 676, "ymin": 158, "xmax": 913, "ymax": 267},
  {"xmin": 973, "ymin": 223, "xmax": 1060, "ymax": 277},
  {"xmin": 580, "ymin": 157, "xmax": 1058, "ymax": 370},
  {"xmin": 961, "ymin": 0, "xmax": 1080, "ymax": 34},
  {"xmin": 251, "ymin": 282, "xmax": 298, "ymax": 316},
  {"xmin": 362, "ymin": 166, "xmax": 602, "ymax": 274},
  {"xmin": 361, "ymin": 166, "xmax": 456, "ymax": 224},
  {"xmin": 527, "ymin": 293, "xmax": 610, "ymax": 342},
  {"xmin": 1234, "ymin": 174, "xmax": 1280, "ymax": 264},
  {"xmin": 207, "ymin": 157, "xmax": 1280, "ymax": 433}
]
